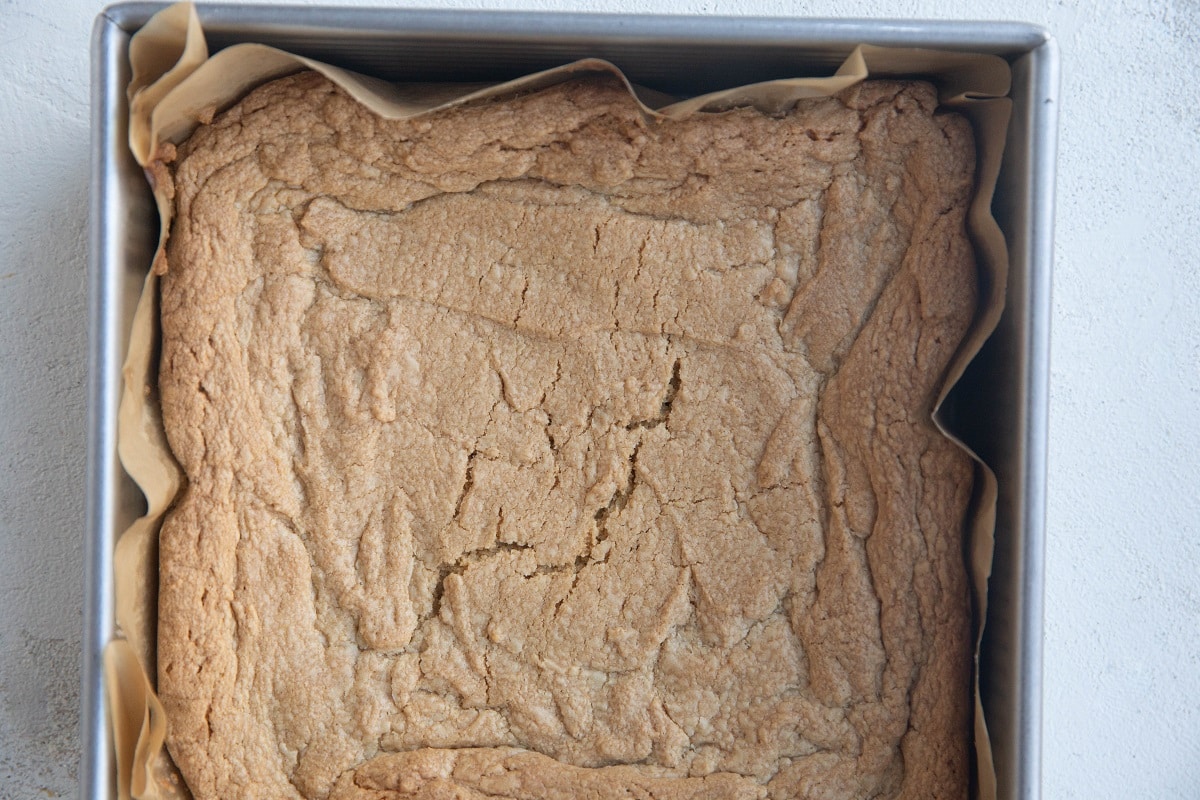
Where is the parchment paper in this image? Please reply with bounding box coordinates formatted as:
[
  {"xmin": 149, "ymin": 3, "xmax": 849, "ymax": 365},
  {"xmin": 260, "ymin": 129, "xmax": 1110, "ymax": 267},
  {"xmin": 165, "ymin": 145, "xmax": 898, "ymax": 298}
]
[{"xmin": 109, "ymin": 4, "xmax": 1010, "ymax": 797}]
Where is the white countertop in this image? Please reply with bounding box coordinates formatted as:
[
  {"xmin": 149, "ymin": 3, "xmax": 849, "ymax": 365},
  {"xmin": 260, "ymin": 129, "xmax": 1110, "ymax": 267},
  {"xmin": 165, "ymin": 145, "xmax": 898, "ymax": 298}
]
[{"xmin": 1, "ymin": 0, "xmax": 1197, "ymax": 797}]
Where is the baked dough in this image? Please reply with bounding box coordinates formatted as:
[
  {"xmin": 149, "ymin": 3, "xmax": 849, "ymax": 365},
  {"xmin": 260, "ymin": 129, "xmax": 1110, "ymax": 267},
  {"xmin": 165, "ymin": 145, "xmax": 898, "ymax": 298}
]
[{"xmin": 157, "ymin": 72, "xmax": 977, "ymax": 800}]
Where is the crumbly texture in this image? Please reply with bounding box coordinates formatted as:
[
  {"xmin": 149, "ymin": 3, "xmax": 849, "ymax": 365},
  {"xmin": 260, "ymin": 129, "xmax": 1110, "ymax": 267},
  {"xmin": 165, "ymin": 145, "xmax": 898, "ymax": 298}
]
[{"xmin": 157, "ymin": 72, "xmax": 976, "ymax": 800}]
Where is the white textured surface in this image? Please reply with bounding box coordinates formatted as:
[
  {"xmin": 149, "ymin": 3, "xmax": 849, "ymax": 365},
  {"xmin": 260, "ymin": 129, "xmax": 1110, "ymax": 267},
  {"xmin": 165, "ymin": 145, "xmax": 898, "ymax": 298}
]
[{"xmin": 0, "ymin": 0, "xmax": 1197, "ymax": 797}]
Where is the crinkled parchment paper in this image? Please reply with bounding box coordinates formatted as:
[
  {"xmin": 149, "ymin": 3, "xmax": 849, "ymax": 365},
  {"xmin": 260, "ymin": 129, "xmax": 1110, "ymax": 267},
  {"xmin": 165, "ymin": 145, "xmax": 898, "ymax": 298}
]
[{"xmin": 107, "ymin": 3, "xmax": 1010, "ymax": 797}]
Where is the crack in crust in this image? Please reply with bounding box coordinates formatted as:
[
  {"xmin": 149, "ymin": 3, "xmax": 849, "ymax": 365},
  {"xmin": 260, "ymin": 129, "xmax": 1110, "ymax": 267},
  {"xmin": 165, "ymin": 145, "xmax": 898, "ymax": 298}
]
[{"xmin": 156, "ymin": 72, "xmax": 977, "ymax": 800}]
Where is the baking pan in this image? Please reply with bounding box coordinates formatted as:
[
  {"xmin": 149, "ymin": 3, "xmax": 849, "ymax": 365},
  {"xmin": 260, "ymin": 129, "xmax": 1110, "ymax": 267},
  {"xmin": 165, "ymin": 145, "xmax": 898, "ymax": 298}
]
[{"xmin": 85, "ymin": 5, "xmax": 1058, "ymax": 799}]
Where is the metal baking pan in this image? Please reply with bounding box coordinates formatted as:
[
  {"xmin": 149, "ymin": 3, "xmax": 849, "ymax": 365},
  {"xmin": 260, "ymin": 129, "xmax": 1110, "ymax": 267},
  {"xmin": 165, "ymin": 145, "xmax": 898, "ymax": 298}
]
[{"xmin": 85, "ymin": 4, "xmax": 1057, "ymax": 798}]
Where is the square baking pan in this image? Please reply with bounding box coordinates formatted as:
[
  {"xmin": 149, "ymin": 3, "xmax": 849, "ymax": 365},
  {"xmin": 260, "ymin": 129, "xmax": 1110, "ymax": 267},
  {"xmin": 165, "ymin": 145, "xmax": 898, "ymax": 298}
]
[{"xmin": 85, "ymin": 4, "xmax": 1058, "ymax": 799}]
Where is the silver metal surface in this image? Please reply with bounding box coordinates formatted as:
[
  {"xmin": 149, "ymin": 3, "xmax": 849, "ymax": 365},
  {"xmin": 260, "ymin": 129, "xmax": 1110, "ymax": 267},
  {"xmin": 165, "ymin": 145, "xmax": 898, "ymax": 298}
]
[
  {"xmin": 85, "ymin": 12, "xmax": 159, "ymax": 800},
  {"xmin": 968, "ymin": 38, "xmax": 1058, "ymax": 800},
  {"xmin": 86, "ymin": 5, "xmax": 1058, "ymax": 799}
]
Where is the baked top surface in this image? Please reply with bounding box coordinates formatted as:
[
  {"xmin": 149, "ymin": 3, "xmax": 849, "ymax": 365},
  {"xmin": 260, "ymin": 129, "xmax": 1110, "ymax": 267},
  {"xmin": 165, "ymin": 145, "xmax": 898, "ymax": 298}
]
[{"xmin": 157, "ymin": 72, "xmax": 976, "ymax": 800}]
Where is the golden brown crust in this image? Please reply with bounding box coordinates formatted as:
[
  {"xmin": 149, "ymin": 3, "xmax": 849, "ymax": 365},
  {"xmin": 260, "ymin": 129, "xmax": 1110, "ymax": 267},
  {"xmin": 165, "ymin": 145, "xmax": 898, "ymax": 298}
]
[{"xmin": 158, "ymin": 72, "xmax": 976, "ymax": 800}]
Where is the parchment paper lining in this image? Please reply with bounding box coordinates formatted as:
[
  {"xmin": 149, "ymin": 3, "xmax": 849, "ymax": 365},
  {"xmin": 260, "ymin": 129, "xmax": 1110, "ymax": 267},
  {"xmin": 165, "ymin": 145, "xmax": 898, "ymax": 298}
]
[{"xmin": 108, "ymin": 3, "xmax": 1010, "ymax": 797}]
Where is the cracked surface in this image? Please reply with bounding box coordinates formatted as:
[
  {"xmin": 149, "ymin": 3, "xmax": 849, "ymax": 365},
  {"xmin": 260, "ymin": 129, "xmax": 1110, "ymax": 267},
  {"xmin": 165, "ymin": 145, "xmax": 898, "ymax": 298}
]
[{"xmin": 157, "ymin": 73, "xmax": 977, "ymax": 800}]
